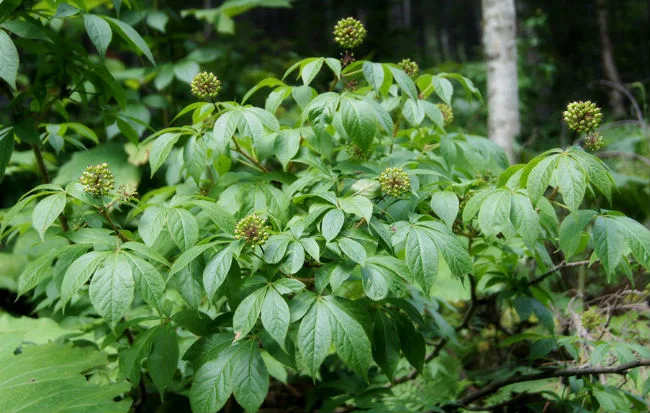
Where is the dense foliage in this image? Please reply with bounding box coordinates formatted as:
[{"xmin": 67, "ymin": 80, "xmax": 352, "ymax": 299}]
[{"xmin": 1, "ymin": 1, "xmax": 649, "ymax": 413}]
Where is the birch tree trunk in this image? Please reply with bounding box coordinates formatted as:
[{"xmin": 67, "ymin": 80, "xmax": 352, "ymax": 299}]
[
  {"xmin": 597, "ymin": 0, "xmax": 626, "ymax": 118},
  {"xmin": 482, "ymin": 0, "xmax": 520, "ymax": 162}
]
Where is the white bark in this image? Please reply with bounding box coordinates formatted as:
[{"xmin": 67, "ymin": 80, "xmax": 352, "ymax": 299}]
[{"xmin": 482, "ymin": 0, "xmax": 520, "ymax": 162}]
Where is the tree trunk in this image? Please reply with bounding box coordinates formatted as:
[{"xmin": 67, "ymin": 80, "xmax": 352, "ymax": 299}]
[
  {"xmin": 597, "ymin": 0, "xmax": 626, "ymax": 118},
  {"xmin": 482, "ymin": 0, "xmax": 519, "ymax": 162}
]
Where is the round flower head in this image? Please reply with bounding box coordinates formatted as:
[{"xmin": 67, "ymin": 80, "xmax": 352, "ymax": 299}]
[
  {"xmin": 190, "ymin": 71, "xmax": 221, "ymax": 100},
  {"xmin": 583, "ymin": 131, "xmax": 604, "ymax": 151},
  {"xmin": 79, "ymin": 163, "xmax": 114, "ymax": 196},
  {"xmin": 398, "ymin": 58, "xmax": 419, "ymax": 78},
  {"xmin": 437, "ymin": 103, "xmax": 454, "ymax": 127},
  {"xmin": 234, "ymin": 213, "xmax": 270, "ymax": 246},
  {"xmin": 117, "ymin": 184, "xmax": 138, "ymax": 202},
  {"xmin": 379, "ymin": 167, "xmax": 411, "ymax": 197},
  {"xmin": 581, "ymin": 307, "xmax": 601, "ymax": 330},
  {"xmin": 563, "ymin": 101, "xmax": 603, "ymax": 133},
  {"xmin": 333, "ymin": 17, "xmax": 367, "ymax": 49}
]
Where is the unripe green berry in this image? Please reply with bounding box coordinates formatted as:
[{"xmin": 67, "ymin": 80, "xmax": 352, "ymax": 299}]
[
  {"xmin": 581, "ymin": 307, "xmax": 601, "ymax": 330},
  {"xmin": 437, "ymin": 103, "xmax": 454, "ymax": 127},
  {"xmin": 378, "ymin": 167, "xmax": 411, "ymax": 197},
  {"xmin": 563, "ymin": 101, "xmax": 603, "ymax": 133},
  {"xmin": 333, "ymin": 17, "xmax": 367, "ymax": 49},
  {"xmin": 398, "ymin": 58, "xmax": 419, "ymax": 78},
  {"xmin": 234, "ymin": 213, "xmax": 270, "ymax": 246},
  {"xmin": 583, "ymin": 131, "xmax": 604, "ymax": 151},
  {"xmin": 79, "ymin": 162, "xmax": 115, "ymax": 196},
  {"xmin": 190, "ymin": 71, "xmax": 221, "ymax": 100}
]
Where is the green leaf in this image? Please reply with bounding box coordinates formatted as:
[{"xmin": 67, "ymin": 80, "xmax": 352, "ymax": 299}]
[
  {"xmin": 280, "ymin": 241, "xmax": 305, "ymax": 274},
  {"xmin": 510, "ymin": 192, "xmax": 540, "ymax": 246},
  {"xmin": 139, "ymin": 206, "xmax": 166, "ymax": 246},
  {"xmin": 89, "ymin": 253, "xmax": 134, "ymax": 326},
  {"xmin": 321, "ymin": 208, "xmax": 344, "ymax": 242},
  {"xmin": 559, "ymin": 210, "xmax": 595, "ymax": 258},
  {"xmin": 298, "ymin": 299, "xmax": 331, "ymax": 377},
  {"xmin": 360, "ymin": 263, "xmax": 391, "ymax": 300},
  {"xmin": 203, "ymin": 246, "xmax": 233, "ymax": 300},
  {"xmin": 146, "ymin": 323, "xmax": 179, "ymax": 399},
  {"xmin": 406, "ymin": 227, "xmax": 438, "ymax": 293},
  {"xmin": 103, "ymin": 17, "xmax": 155, "ymax": 65},
  {"xmin": 18, "ymin": 247, "xmax": 62, "ymax": 295},
  {"xmin": 388, "ymin": 65, "xmax": 418, "ymax": 101},
  {"xmin": 363, "ymin": 61, "xmax": 384, "ymax": 92},
  {"xmin": 32, "ymin": 192, "xmax": 66, "ymax": 241},
  {"xmin": 145, "ymin": 10, "xmax": 169, "ymax": 32},
  {"xmin": 339, "ymin": 195, "xmax": 373, "ymax": 222},
  {"xmin": 149, "ymin": 132, "xmax": 180, "ymax": 176},
  {"xmin": 193, "ymin": 200, "xmax": 237, "ymax": 233},
  {"xmin": 167, "ymin": 208, "xmax": 199, "ymax": 251},
  {"xmin": 0, "ymin": 126, "xmax": 13, "ymax": 182},
  {"xmin": 401, "ymin": 99, "xmax": 424, "ymax": 126},
  {"xmin": 394, "ymin": 313, "xmax": 425, "ymax": 371},
  {"xmin": 232, "ymin": 341, "xmax": 269, "ymax": 413},
  {"xmin": 61, "ymin": 251, "xmax": 109, "ymax": 305},
  {"xmin": 0, "ymin": 30, "xmax": 18, "ymax": 89},
  {"xmin": 125, "ymin": 253, "xmax": 165, "ymax": 310},
  {"xmin": 478, "ymin": 190, "xmax": 514, "ymax": 239},
  {"xmin": 233, "ymin": 286, "xmax": 266, "ymax": 340},
  {"xmin": 122, "ymin": 241, "xmax": 170, "ymax": 267},
  {"xmin": 593, "ymin": 216, "xmax": 624, "ymax": 276},
  {"xmin": 430, "ymin": 191, "xmax": 459, "ymax": 228},
  {"xmin": 261, "ymin": 287, "xmax": 290, "ymax": 349},
  {"xmin": 190, "ymin": 345, "xmax": 238, "ymax": 413},
  {"xmin": 324, "ymin": 57, "xmax": 341, "ymax": 79},
  {"xmin": 84, "ymin": 14, "xmax": 112, "ymax": 58},
  {"xmin": 556, "ymin": 156, "xmax": 586, "ymax": 211},
  {"xmin": 432, "ymin": 75, "xmax": 453, "ymax": 105},
  {"xmin": 525, "ymin": 154, "xmax": 558, "ymax": 204},
  {"xmin": 338, "ymin": 237, "xmax": 366, "ymax": 264},
  {"xmin": 340, "ymin": 97, "xmax": 377, "ymax": 151},
  {"xmin": 0, "ymin": 342, "xmax": 131, "ymax": 413},
  {"xmin": 614, "ymin": 216, "xmax": 650, "ymax": 271},
  {"xmin": 263, "ymin": 235, "xmax": 291, "ymax": 264},
  {"xmin": 372, "ymin": 312, "xmax": 400, "ymax": 380},
  {"xmin": 323, "ymin": 297, "xmax": 372, "ymax": 380},
  {"xmin": 418, "ymin": 221, "xmax": 473, "ymax": 277},
  {"xmin": 274, "ymin": 128, "xmax": 301, "ymax": 170},
  {"xmin": 301, "ymin": 58, "xmax": 323, "ymax": 86},
  {"xmin": 169, "ymin": 242, "xmax": 217, "ymax": 277},
  {"xmin": 300, "ymin": 237, "xmax": 319, "ymax": 261}
]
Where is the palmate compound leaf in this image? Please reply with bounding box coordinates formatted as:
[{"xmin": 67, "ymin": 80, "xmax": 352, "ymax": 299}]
[{"xmin": 0, "ymin": 341, "xmax": 131, "ymax": 413}]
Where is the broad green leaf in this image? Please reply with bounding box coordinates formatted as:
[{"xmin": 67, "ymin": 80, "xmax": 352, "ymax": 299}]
[
  {"xmin": 323, "ymin": 297, "xmax": 372, "ymax": 380},
  {"xmin": 149, "ymin": 132, "xmax": 180, "ymax": 176},
  {"xmin": 18, "ymin": 248, "xmax": 61, "ymax": 295},
  {"xmin": 167, "ymin": 208, "xmax": 199, "ymax": 251},
  {"xmin": 432, "ymin": 75, "xmax": 453, "ymax": 105},
  {"xmin": 614, "ymin": 216, "xmax": 650, "ymax": 271},
  {"xmin": 0, "ymin": 30, "xmax": 18, "ymax": 89},
  {"xmin": 125, "ymin": 253, "xmax": 165, "ymax": 310},
  {"xmin": 145, "ymin": 10, "xmax": 169, "ymax": 32},
  {"xmin": 430, "ymin": 191, "xmax": 459, "ymax": 228},
  {"xmin": 418, "ymin": 221, "xmax": 473, "ymax": 277},
  {"xmin": 138, "ymin": 206, "xmax": 166, "ymax": 246},
  {"xmin": 146, "ymin": 324, "xmax": 179, "ymax": 399},
  {"xmin": 298, "ymin": 299, "xmax": 331, "ymax": 377},
  {"xmin": 363, "ymin": 61, "xmax": 384, "ymax": 92},
  {"xmin": 84, "ymin": 14, "xmax": 112, "ymax": 58},
  {"xmin": 340, "ymin": 97, "xmax": 376, "ymax": 151},
  {"xmin": 0, "ymin": 125, "xmax": 14, "ymax": 182},
  {"xmin": 394, "ymin": 313, "xmax": 425, "ymax": 371},
  {"xmin": 300, "ymin": 237, "xmax": 319, "ymax": 261},
  {"xmin": 103, "ymin": 17, "xmax": 155, "ymax": 65},
  {"xmin": 61, "ymin": 251, "xmax": 109, "ymax": 305},
  {"xmin": 360, "ymin": 263, "xmax": 391, "ymax": 300},
  {"xmin": 274, "ymin": 129, "xmax": 301, "ymax": 170},
  {"xmin": 122, "ymin": 241, "xmax": 170, "ymax": 266},
  {"xmin": 203, "ymin": 246, "xmax": 233, "ymax": 300},
  {"xmin": 510, "ymin": 193, "xmax": 540, "ymax": 246},
  {"xmin": 260, "ymin": 287, "xmax": 290, "ymax": 348},
  {"xmin": 372, "ymin": 311, "xmax": 400, "ymax": 380},
  {"xmin": 193, "ymin": 200, "xmax": 237, "ymax": 233},
  {"xmin": 190, "ymin": 345, "xmax": 238, "ymax": 413},
  {"xmin": 273, "ymin": 278, "xmax": 305, "ymax": 295},
  {"xmin": 324, "ymin": 57, "xmax": 341, "ymax": 79},
  {"xmin": 232, "ymin": 341, "xmax": 269, "ymax": 413},
  {"xmin": 89, "ymin": 253, "xmax": 134, "ymax": 326},
  {"xmin": 301, "ymin": 58, "xmax": 323, "ymax": 86},
  {"xmin": 339, "ymin": 195, "xmax": 373, "ymax": 222},
  {"xmin": 233, "ymin": 287, "xmax": 266, "ymax": 340},
  {"xmin": 388, "ymin": 65, "xmax": 418, "ymax": 100},
  {"xmin": 213, "ymin": 111, "xmax": 238, "ymax": 156},
  {"xmin": 0, "ymin": 342, "xmax": 131, "ymax": 413},
  {"xmin": 478, "ymin": 190, "xmax": 514, "ymax": 239},
  {"xmin": 263, "ymin": 235, "xmax": 291, "ymax": 264},
  {"xmin": 593, "ymin": 216, "xmax": 624, "ymax": 276},
  {"xmin": 559, "ymin": 210, "xmax": 595, "ymax": 258},
  {"xmin": 406, "ymin": 227, "xmax": 438, "ymax": 292},
  {"xmin": 32, "ymin": 192, "xmax": 66, "ymax": 241},
  {"xmin": 321, "ymin": 208, "xmax": 344, "ymax": 242},
  {"xmin": 280, "ymin": 241, "xmax": 305, "ymax": 274},
  {"xmin": 338, "ymin": 237, "xmax": 366, "ymax": 264},
  {"xmin": 402, "ymin": 99, "xmax": 424, "ymax": 126},
  {"xmin": 556, "ymin": 156, "xmax": 586, "ymax": 211},
  {"xmin": 525, "ymin": 154, "xmax": 558, "ymax": 204},
  {"xmin": 169, "ymin": 242, "xmax": 217, "ymax": 277}
]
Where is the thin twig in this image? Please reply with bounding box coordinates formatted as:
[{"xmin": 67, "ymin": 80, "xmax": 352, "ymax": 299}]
[
  {"xmin": 98, "ymin": 205, "xmax": 129, "ymax": 242},
  {"xmin": 231, "ymin": 137, "xmax": 269, "ymax": 173},
  {"xmin": 527, "ymin": 260, "xmax": 591, "ymax": 286}
]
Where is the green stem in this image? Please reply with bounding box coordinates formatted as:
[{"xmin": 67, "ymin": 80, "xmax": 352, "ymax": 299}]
[{"xmin": 231, "ymin": 137, "xmax": 269, "ymax": 173}]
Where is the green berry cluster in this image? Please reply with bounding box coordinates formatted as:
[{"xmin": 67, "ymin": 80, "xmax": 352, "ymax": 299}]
[
  {"xmin": 234, "ymin": 214, "xmax": 270, "ymax": 246},
  {"xmin": 563, "ymin": 101, "xmax": 603, "ymax": 133},
  {"xmin": 117, "ymin": 184, "xmax": 138, "ymax": 202},
  {"xmin": 398, "ymin": 58, "xmax": 419, "ymax": 78},
  {"xmin": 583, "ymin": 131, "xmax": 604, "ymax": 151},
  {"xmin": 437, "ymin": 103, "xmax": 454, "ymax": 127},
  {"xmin": 379, "ymin": 167, "xmax": 411, "ymax": 197},
  {"xmin": 333, "ymin": 17, "xmax": 366, "ymax": 49},
  {"xmin": 190, "ymin": 71, "xmax": 221, "ymax": 100},
  {"xmin": 79, "ymin": 163, "xmax": 114, "ymax": 196},
  {"xmin": 580, "ymin": 307, "xmax": 601, "ymax": 330}
]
